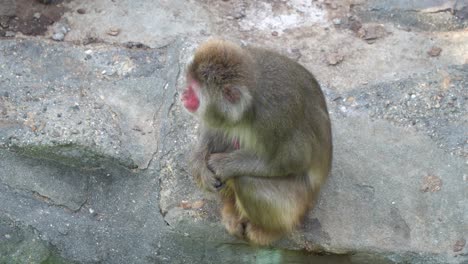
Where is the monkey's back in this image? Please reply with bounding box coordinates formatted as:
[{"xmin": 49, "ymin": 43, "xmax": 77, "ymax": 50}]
[{"xmin": 245, "ymin": 46, "xmax": 332, "ymax": 174}]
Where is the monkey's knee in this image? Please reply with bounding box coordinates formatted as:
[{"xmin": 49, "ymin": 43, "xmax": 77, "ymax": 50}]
[
  {"xmin": 221, "ymin": 195, "xmax": 247, "ymax": 239},
  {"xmin": 222, "ymin": 214, "xmax": 246, "ymax": 239},
  {"xmin": 245, "ymin": 223, "xmax": 283, "ymax": 246}
]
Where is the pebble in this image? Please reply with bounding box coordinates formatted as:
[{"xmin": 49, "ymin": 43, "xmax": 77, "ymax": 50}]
[
  {"xmin": 0, "ymin": 17, "xmax": 9, "ymax": 28},
  {"xmin": 453, "ymin": 238, "xmax": 466, "ymax": 252},
  {"xmin": 427, "ymin": 46, "xmax": 442, "ymax": 57},
  {"xmin": 180, "ymin": 200, "xmax": 191, "ymax": 209},
  {"xmin": 33, "ymin": 12, "xmax": 41, "ymax": 19},
  {"xmin": 107, "ymin": 28, "xmax": 121, "ymax": 36},
  {"xmin": 332, "ymin": 18, "xmax": 342, "ymax": 25},
  {"xmin": 5, "ymin": 31, "xmax": 15, "ymax": 37},
  {"xmin": 52, "ymin": 32, "xmax": 65, "ymax": 41},
  {"xmin": 326, "ymin": 52, "xmax": 344, "ymax": 66},
  {"xmin": 51, "ymin": 129, "xmax": 61, "ymax": 138},
  {"xmin": 77, "ymin": 8, "xmax": 86, "ymax": 14},
  {"xmin": 51, "ymin": 23, "xmax": 69, "ymax": 41},
  {"xmin": 57, "ymin": 225, "xmax": 69, "ymax": 235},
  {"xmin": 358, "ymin": 24, "xmax": 387, "ymax": 43},
  {"xmin": 421, "ymin": 175, "xmax": 442, "ymax": 192},
  {"xmin": 191, "ymin": 200, "xmax": 205, "ymax": 209}
]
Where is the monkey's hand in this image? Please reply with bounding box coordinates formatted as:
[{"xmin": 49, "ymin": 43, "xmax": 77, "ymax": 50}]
[
  {"xmin": 208, "ymin": 153, "xmax": 238, "ymax": 181},
  {"xmin": 190, "ymin": 155, "xmax": 223, "ymax": 193}
]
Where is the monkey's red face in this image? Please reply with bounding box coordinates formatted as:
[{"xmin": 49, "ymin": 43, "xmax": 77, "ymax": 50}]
[
  {"xmin": 182, "ymin": 73, "xmax": 252, "ymax": 125},
  {"xmin": 182, "ymin": 79, "xmax": 200, "ymax": 113}
]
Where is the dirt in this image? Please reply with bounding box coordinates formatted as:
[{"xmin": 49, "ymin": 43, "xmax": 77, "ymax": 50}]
[{"xmin": 0, "ymin": 0, "xmax": 68, "ymax": 37}]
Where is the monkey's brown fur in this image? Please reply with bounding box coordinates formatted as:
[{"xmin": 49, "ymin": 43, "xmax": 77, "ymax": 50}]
[{"xmin": 184, "ymin": 39, "xmax": 332, "ymax": 245}]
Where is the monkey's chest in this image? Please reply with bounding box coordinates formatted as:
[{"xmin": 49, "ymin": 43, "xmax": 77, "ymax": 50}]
[
  {"xmin": 232, "ymin": 138, "xmax": 240, "ymax": 150},
  {"xmin": 226, "ymin": 126, "xmax": 262, "ymax": 152}
]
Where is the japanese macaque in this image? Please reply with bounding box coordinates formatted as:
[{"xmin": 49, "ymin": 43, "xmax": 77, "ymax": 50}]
[{"xmin": 181, "ymin": 39, "xmax": 332, "ymax": 245}]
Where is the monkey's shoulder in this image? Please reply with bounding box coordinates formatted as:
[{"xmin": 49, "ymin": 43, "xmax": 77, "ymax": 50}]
[{"xmin": 246, "ymin": 47, "xmax": 318, "ymax": 86}]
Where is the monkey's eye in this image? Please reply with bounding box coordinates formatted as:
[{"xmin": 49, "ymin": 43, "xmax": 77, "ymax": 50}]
[{"xmin": 222, "ymin": 85, "xmax": 241, "ymax": 104}]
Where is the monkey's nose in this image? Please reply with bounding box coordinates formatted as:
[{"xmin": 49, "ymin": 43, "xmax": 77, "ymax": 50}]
[{"xmin": 214, "ymin": 179, "xmax": 223, "ymax": 189}]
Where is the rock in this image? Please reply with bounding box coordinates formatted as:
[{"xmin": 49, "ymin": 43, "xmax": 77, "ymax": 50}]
[
  {"xmin": 180, "ymin": 200, "xmax": 191, "ymax": 209},
  {"xmin": 348, "ymin": 19, "xmax": 362, "ymax": 32},
  {"xmin": 0, "ymin": 0, "xmax": 16, "ymax": 17},
  {"xmin": 0, "ymin": 2, "xmax": 467, "ymax": 262},
  {"xmin": 0, "ymin": 217, "xmax": 69, "ymax": 263},
  {"xmin": 53, "ymin": 23, "xmax": 69, "ymax": 34},
  {"xmin": 52, "ymin": 32, "xmax": 65, "ymax": 41},
  {"xmin": 332, "ymin": 18, "xmax": 342, "ymax": 25},
  {"xmin": 51, "ymin": 22, "xmax": 69, "ymax": 41},
  {"xmin": 191, "ymin": 200, "xmax": 205, "ymax": 209},
  {"xmin": 427, "ymin": 46, "xmax": 442, "ymax": 57},
  {"xmin": 4, "ymin": 31, "xmax": 15, "ymax": 37},
  {"xmin": 107, "ymin": 27, "xmax": 121, "ymax": 36},
  {"xmin": 0, "ymin": 16, "xmax": 9, "ymax": 28},
  {"xmin": 326, "ymin": 52, "xmax": 344, "ymax": 65},
  {"xmin": 453, "ymin": 238, "xmax": 466, "ymax": 252},
  {"xmin": 420, "ymin": 175, "xmax": 442, "ymax": 192},
  {"xmin": 358, "ymin": 24, "xmax": 388, "ymax": 43},
  {"xmin": 124, "ymin": 41, "xmax": 150, "ymax": 49}
]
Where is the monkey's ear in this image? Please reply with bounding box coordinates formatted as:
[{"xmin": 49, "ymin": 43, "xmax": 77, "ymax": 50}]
[{"xmin": 222, "ymin": 85, "xmax": 241, "ymax": 104}]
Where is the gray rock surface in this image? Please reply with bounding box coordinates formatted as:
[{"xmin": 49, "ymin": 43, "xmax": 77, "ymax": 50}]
[
  {"xmin": 0, "ymin": 0, "xmax": 467, "ymax": 263},
  {"xmin": 0, "ymin": 0, "xmax": 16, "ymax": 17}
]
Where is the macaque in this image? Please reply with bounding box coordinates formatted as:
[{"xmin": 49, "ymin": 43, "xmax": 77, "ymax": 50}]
[{"xmin": 181, "ymin": 39, "xmax": 332, "ymax": 245}]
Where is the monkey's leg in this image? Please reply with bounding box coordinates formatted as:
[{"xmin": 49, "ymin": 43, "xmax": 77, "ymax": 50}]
[
  {"xmin": 234, "ymin": 176, "xmax": 314, "ymax": 245},
  {"xmin": 220, "ymin": 192, "xmax": 247, "ymax": 239},
  {"xmin": 244, "ymin": 222, "xmax": 283, "ymax": 246}
]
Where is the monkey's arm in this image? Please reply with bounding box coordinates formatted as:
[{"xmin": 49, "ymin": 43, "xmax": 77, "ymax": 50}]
[
  {"xmin": 190, "ymin": 128, "xmax": 232, "ymax": 192},
  {"xmin": 208, "ymin": 138, "xmax": 312, "ymax": 180}
]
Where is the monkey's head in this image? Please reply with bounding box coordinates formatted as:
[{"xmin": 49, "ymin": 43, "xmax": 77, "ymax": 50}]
[{"xmin": 182, "ymin": 39, "xmax": 254, "ymax": 128}]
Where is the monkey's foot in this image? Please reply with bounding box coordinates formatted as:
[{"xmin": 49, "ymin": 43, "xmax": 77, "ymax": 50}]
[
  {"xmin": 245, "ymin": 223, "xmax": 283, "ymax": 246},
  {"xmin": 221, "ymin": 198, "xmax": 247, "ymax": 239},
  {"xmin": 222, "ymin": 215, "xmax": 246, "ymax": 239}
]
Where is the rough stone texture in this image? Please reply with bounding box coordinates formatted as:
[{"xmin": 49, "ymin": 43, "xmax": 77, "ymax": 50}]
[
  {"xmin": 0, "ymin": 217, "xmax": 69, "ymax": 264},
  {"xmin": 0, "ymin": 0, "xmax": 16, "ymax": 17},
  {"xmin": 0, "ymin": 0, "xmax": 467, "ymax": 263},
  {"xmin": 355, "ymin": 0, "xmax": 468, "ymax": 31},
  {"xmin": 61, "ymin": 0, "xmax": 213, "ymax": 48},
  {"xmin": 0, "ymin": 39, "xmax": 180, "ymax": 170}
]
